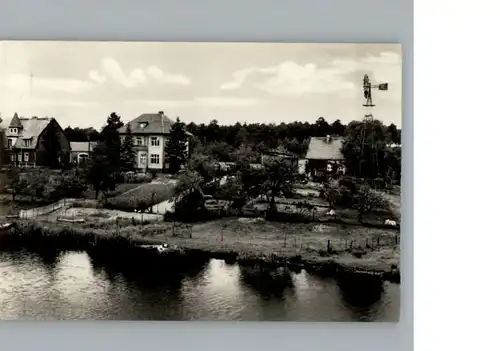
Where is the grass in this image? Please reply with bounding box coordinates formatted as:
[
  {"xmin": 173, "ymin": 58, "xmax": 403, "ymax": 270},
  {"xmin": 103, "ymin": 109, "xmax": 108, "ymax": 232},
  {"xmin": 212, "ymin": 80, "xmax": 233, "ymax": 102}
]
[
  {"xmin": 105, "ymin": 183, "xmax": 175, "ymax": 212},
  {"xmin": 82, "ymin": 183, "xmax": 143, "ymax": 200}
]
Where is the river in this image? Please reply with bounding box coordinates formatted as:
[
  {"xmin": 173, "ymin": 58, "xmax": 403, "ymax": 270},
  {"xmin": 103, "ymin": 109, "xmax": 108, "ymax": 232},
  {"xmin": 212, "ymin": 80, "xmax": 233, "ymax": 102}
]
[{"xmin": 0, "ymin": 250, "xmax": 399, "ymax": 321}]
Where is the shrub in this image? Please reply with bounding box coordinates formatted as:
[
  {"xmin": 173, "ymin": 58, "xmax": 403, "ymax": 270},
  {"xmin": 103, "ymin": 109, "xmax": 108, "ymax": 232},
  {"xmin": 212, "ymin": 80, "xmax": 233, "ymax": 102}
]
[
  {"xmin": 149, "ymin": 169, "xmax": 159, "ymax": 179},
  {"xmin": 373, "ymin": 177, "xmax": 386, "ymax": 190},
  {"xmin": 338, "ymin": 176, "xmax": 358, "ymax": 193},
  {"xmin": 354, "ymin": 185, "xmax": 390, "ymax": 222},
  {"xmin": 322, "ymin": 180, "xmax": 355, "ymax": 209},
  {"xmin": 336, "ymin": 185, "xmax": 355, "ymax": 207}
]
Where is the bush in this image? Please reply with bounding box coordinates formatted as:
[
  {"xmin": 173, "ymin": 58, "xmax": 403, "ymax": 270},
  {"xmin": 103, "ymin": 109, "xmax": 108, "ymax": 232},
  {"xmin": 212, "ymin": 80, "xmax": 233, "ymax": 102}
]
[
  {"xmin": 149, "ymin": 169, "xmax": 159, "ymax": 179},
  {"xmin": 373, "ymin": 177, "xmax": 386, "ymax": 190},
  {"xmin": 336, "ymin": 185, "xmax": 355, "ymax": 207},
  {"xmin": 338, "ymin": 176, "xmax": 358, "ymax": 193},
  {"xmin": 354, "ymin": 185, "xmax": 390, "ymax": 222}
]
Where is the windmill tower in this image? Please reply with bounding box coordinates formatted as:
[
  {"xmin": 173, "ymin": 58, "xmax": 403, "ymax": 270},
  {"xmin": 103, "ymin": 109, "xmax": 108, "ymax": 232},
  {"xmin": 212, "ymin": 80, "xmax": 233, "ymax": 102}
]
[{"xmin": 358, "ymin": 74, "xmax": 388, "ymax": 178}]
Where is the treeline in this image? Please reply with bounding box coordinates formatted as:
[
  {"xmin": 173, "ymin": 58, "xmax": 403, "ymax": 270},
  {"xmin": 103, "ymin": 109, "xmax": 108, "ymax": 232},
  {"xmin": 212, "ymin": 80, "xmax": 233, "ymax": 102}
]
[
  {"xmin": 62, "ymin": 114, "xmax": 401, "ymax": 184},
  {"xmin": 64, "ymin": 116, "xmax": 401, "ymax": 161}
]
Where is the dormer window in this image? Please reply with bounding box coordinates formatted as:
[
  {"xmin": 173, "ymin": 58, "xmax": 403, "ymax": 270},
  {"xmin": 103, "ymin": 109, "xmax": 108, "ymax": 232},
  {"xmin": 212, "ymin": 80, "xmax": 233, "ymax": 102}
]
[
  {"xmin": 139, "ymin": 122, "xmax": 148, "ymax": 129},
  {"xmin": 23, "ymin": 138, "xmax": 32, "ymax": 147}
]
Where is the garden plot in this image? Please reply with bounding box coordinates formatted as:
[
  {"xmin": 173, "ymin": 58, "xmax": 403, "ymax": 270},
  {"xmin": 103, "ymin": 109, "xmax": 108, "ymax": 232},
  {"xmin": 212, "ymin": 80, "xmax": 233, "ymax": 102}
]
[{"xmin": 48, "ymin": 207, "xmax": 163, "ymax": 223}]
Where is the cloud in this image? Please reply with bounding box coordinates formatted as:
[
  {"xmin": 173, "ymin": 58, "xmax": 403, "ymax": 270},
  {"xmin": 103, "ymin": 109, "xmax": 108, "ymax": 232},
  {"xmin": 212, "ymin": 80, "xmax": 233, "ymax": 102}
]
[
  {"xmin": 196, "ymin": 97, "xmax": 261, "ymax": 107},
  {"xmin": 89, "ymin": 70, "xmax": 106, "ymax": 84},
  {"xmin": 220, "ymin": 67, "xmax": 276, "ymax": 90},
  {"xmin": 361, "ymin": 51, "xmax": 401, "ymax": 65},
  {"xmin": 258, "ymin": 61, "xmax": 356, "ymax": 95},
  {"xmin": 220, "ymin": 51, "xmax": 401, "ymax": 96},
  {"xmin": 129, "ymin": 97, "xmax": 263, "ymax": 108},
  {"xmin": 91, "ymin": 58, "xmax": 191, "ymax": 87},
  {"xmin": 220, "ymin": 61, "xmax": 354, "ymax": 95},
  {"xmin": 146, "ymin": 66, "xmax": 191, "ymax": 86},
  {"xmin": 26, "ymin": 97, "xmax": 99, "ymax": 108},
  {"xmin": 1, "ymin": 73, "xmax": 94, "ymax": 94}
]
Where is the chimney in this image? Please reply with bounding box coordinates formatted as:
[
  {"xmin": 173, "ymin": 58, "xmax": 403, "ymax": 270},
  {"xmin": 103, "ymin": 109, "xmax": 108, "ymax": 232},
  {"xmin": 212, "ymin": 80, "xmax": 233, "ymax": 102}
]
[{"xmin": 159, "ymin": 111, "xmax": 165, "ymax": 134}]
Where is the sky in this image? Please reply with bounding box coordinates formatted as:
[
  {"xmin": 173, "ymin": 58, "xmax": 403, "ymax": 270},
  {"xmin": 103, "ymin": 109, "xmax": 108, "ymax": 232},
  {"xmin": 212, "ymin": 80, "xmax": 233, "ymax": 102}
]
[{"xmin": 0, "ymin": 41, "xmax": 402, "ymax": 129}]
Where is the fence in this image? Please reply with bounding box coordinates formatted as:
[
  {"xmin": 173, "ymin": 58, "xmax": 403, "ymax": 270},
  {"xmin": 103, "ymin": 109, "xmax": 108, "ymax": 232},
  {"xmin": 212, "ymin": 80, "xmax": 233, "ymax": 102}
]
[
  {"xmin": 278, "ymin": 233, "xmax": 399, "ymax": 253},
  {"xmin": 338, "ymin": 235, "xmax": 399, "ymax": 252},
  {"xmin": 18, "ymin": 198, "xmax": 77, "ymax": 219}
]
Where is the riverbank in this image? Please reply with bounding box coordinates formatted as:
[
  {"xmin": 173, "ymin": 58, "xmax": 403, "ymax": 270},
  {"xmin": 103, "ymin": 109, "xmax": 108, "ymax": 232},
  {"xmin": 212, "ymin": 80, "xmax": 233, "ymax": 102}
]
[{"xmin": 1, "ymin": 217, "xmax": 400, "ymax": 283}]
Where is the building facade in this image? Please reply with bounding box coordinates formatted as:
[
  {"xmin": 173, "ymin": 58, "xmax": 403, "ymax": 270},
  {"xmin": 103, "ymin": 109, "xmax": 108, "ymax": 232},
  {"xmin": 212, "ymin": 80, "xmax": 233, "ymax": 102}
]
[
  {"xmin": 69, "ymin": 141, "xmax": 97, "ymax": 165},
  {"xmin": 3, "ymin": 113, "xmax": 70, "ymax": 167},
  {"xmin": 305, "ymin": 135, "xmax": 346, "ymax": 179},
  {"xmin": 118, "ymin": 111, "xmax": 190, "ymax": 171}
]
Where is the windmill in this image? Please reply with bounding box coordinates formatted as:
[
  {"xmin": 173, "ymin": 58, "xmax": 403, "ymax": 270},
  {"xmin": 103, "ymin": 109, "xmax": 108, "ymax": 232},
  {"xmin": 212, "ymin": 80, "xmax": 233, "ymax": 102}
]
[{"xmin": 358, "ymin": 74, "xmax": 388, "ymax": 178}]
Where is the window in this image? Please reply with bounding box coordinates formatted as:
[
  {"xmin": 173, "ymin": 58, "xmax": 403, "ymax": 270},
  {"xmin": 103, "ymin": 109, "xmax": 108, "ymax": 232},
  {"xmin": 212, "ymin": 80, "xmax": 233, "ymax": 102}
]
[
  {"xmin": 139, "ymin": 122, "xmax": 148, "ymax": 129},
  {"xmin": 17, "ymin": 154, "xmax": 21, "ymax": 161},
  {"xmin": 139, "ymin": 153, "xmax": 147, "ymax": 165},
  {"xmin": 151, "ymin": 137, "xmax": 160, "ymax": 146},
  {"xmin": 11, "ymin": 154, "xmax": 15, "ymax": 162},
  {"xmin": 150, "ymin": 154, "xmax": 160, "ymax": 164},
  {"xmin": 24, "ymin": 153, "xmax": 29, "ymax": 162},
  {"xmin": 78, "ymin": 154, "xmax": 89, "ymax": 164},
  {"xmin": 10, "ymin": 128, "xmax": 17, "ymax": 134},
  {"xmin": 23, "ymin": 139, "xmax": 31, "ymax": 147},
  {"xmin": 7, "ymin": 139, "xmax": 12, "ymax": 148},
  {"xmin": 135, "ymin": 137, "xmax": 143, "ymax": 146}
]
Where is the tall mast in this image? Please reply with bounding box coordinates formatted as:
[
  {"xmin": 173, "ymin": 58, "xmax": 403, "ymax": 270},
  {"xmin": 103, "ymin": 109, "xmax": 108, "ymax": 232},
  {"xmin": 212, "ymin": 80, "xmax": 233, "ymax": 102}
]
[{"xmin": 358, "ymin": 74, "xmax": 388, "ymax": 178}]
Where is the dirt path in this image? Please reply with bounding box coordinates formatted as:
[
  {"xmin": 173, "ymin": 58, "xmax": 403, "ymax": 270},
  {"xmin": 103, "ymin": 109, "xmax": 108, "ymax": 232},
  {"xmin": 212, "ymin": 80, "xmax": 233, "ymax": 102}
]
[{"xmin": 118, "ymin": 184, "xmax": 144, "ymax": 196}]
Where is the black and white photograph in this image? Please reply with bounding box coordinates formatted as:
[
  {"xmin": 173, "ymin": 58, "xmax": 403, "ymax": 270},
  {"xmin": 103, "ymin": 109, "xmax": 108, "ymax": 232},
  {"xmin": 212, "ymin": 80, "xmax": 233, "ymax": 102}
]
[{"xmin": 0, "ymin": 41, "xmax": 402, "ymax": 321}]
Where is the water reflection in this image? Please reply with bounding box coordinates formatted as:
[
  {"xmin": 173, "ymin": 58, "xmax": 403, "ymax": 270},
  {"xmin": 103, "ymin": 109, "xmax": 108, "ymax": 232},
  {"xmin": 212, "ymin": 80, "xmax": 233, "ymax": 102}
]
[
  {"xmin": 239, "ymin": 266, "xmax": 295, "ymax": 299},
  {"xmin": 336, "ymin": 275, "xmax": 385, "ymax": 321},
  {"xmin": 0, "ymin": 250, "xmax": 399, "ymax": 321}
]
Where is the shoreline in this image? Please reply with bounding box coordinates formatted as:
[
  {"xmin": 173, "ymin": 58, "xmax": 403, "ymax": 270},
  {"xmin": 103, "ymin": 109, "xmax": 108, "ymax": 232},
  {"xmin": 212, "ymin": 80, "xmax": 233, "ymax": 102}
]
[{"xmin": 0, "ymin": 219, "xmax": 400, "ymax": 284}]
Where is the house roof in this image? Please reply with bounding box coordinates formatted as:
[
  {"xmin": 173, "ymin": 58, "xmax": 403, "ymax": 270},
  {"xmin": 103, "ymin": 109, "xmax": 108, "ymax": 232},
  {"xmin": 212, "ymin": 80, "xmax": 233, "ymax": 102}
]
[
  {"xmin": 118, "ymin": 112, "xmax": 176, "ymax": 135},
  {"xmin": 9, "ymin": 113, "xmax": 23, "ymax": 128},
  {"xmin": 305, "ymin": 136, "xmax": 344, "ymax": 160},
  {"xmin": 264, "ymin": 145, "xmax": 297, "ymax": 157},
  {"xmin": 70, "ymin": 141, "xmax": 97, "ymax": 152},
  {"xmin": 10, "ymin": 117, "xmax": 52, "ymax": 149}
]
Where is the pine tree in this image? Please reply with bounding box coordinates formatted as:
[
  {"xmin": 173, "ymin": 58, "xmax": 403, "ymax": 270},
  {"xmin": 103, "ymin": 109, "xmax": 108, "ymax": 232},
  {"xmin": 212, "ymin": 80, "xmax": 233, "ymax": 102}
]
[
  {"xmin": 101, "ymin": 112, "xmax": 123, "ymax": 173},
  {"xmin": 86, "ymin": 142, "xmax": 115, "ymax": 199},
  {"xmin": 40, "ymin": 120, "xmax": 63, "ymax": 168},
  {"xmin": 120, "ymin": 123, "xmax": 136, "ymax": 171},
  {"xmin": 165, "ymin": 117, "xmax": 188, "ymax": 174}
]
